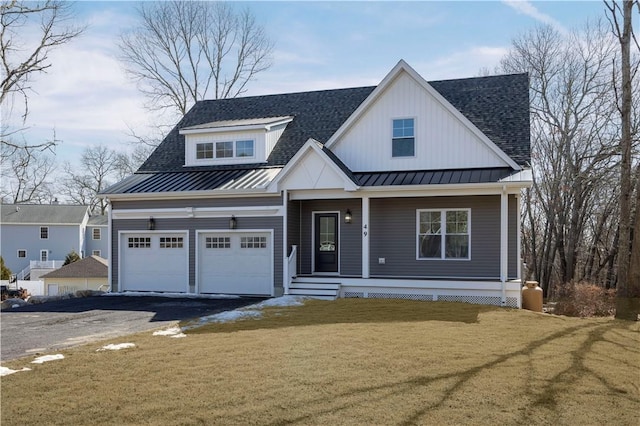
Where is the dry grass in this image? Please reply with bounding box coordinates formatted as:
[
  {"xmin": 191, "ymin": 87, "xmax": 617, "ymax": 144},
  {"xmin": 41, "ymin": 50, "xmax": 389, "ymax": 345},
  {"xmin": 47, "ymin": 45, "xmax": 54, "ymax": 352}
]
[{"xmin": 1, "ymin": 299, "xmax": 639, "ymax": 425}]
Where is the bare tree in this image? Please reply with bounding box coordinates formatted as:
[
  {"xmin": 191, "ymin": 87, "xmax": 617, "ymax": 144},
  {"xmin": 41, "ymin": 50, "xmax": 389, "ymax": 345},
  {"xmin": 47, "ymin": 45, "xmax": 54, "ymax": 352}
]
[
  {"xmin": 1, "ymin": 1, "xmax": 84, "ymax": 124},
  {"xmin": 606, "ymin": 0, "xmax": 640, "ymax": 320},
  {"xmin": 0, "ymin": 140, "xmax": 56, "ymax": 203},
  {"xmin": 501, "ymin": 22, "xmax": 621, "ymax": 296},
  {"xmin": 60, "ymin": 145, "xmax": 121, "ymax": 215},
  {"xmin": 118, "ymin": 1, "xmax": 273, "ymax": 117}
]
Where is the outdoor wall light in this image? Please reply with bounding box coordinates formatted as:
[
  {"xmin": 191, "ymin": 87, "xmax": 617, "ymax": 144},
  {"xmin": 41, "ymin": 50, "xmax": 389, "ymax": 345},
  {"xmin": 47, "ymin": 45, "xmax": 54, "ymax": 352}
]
[
  {"xmin": 344, "ymin": 209, "xmax": 353, "ymax": 224},
  {"xmin": 229, "ymin": 215, "xmax": 237, "ymax": 229},
  {"xmin": 148, "ymin": 217, "xmax": 155, "ymax": 230}
]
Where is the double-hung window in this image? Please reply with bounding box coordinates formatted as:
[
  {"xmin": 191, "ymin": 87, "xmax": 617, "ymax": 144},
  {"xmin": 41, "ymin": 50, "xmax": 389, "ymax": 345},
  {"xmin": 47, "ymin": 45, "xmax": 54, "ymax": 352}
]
[
  {"xmin": 392, "ymin": 118, "xmax": 415, "ymax": 157},
  {"xmin": 417, "ymin": 209, "xmax": 470, "ymax": 260},
  {"xmin": 40, "ymin": 226, "xmax": 49, "ymax": 239}
]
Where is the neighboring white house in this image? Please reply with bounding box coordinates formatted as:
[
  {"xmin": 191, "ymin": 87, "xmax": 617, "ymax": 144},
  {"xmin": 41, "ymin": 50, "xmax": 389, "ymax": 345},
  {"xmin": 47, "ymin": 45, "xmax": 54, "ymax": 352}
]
[
  {"xmin": 0, "ymin": 203, "xmax": 108, "ymax": 280},
  {"xmin": 101, "ymin": 60, "xmax": 532, "ymax": 307}
]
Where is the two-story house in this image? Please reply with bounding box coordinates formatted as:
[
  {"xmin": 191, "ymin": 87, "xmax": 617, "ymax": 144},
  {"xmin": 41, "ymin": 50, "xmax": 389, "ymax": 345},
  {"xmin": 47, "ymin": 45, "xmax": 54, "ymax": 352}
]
[
  {"xmin": 0, "ymin": 203, "xmax": 108, "ymax": 280},
  {"xmin": 101, "ymin": 60, "xmax": 532, "ymax": 307}
]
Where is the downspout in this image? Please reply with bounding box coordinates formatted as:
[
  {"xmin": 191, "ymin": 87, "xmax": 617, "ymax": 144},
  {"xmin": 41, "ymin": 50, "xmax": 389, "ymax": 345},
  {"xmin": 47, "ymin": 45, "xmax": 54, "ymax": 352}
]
[
  {"xmin": 106, "ymin": 198, "xmax": 112, "ymax": 293},
  {"xmin": 500, "ymin": 187, "xmax": 508, "ymax": 306}
]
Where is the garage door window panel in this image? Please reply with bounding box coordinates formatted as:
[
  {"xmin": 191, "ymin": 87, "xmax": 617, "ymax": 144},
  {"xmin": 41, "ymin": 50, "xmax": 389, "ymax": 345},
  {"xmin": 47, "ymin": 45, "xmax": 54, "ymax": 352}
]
[
  {"xmin": 206, "ymin": 237, "xmax": 230, "ymax": 249},
  {"xmin": 128, "ymin": 237, "xmax": 151, "ymax": 248},
  {"xmin": 241, "ymin": 236, "xmax": 267, "ymax": 248},
  {"xmin": 160, "ymin": 237, "xmax": 184, "ymax": 248}
]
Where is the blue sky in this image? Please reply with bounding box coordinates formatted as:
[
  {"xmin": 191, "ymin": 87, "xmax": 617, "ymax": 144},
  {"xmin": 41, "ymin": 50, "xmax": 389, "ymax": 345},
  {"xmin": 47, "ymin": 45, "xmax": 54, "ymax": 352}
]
[{"xmin": 5, "ymin": 1, "xmax": 613, "ymax": 167}]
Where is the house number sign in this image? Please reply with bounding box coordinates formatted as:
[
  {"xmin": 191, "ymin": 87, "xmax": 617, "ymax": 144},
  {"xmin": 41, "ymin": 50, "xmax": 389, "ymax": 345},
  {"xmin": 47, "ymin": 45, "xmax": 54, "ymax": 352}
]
[{"xmin": 363, "ymin": 224, "xmax": 368, "ymax": 237}]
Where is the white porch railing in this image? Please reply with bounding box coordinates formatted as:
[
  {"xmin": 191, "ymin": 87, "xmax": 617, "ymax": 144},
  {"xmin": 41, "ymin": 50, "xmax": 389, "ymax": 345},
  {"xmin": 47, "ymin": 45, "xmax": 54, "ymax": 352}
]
[
  {"xmin": 30, "ymin": 260, "xmax": 64, "ymax": 270},
  {"xmin": 17, "ymin": 260, "xmax": 64, "ymax": 280},
  {"xmin": 286, "ymin": 245, "xmax": 298, "ymax": 295}
]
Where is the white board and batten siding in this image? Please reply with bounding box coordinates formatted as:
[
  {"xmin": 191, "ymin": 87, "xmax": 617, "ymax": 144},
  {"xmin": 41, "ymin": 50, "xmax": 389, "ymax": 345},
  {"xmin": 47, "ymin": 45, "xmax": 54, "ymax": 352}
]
[
  {"xmin": 197, "ymin": 230, "xmax": 273, "ymax": 296},
  {"xmin": 331, "ymin": 72, "xmax": 510, "ymax": 172},
  {"xmin": 119, "ymin": 231, "xmax": 189, "ymax": 293}
]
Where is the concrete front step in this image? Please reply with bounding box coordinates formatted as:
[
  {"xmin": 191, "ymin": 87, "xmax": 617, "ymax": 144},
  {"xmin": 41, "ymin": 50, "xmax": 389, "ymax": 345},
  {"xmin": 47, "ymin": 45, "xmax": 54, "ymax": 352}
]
[{"xmin": 289, "ymin": 288, "xmax": 338, "ymax": 297}]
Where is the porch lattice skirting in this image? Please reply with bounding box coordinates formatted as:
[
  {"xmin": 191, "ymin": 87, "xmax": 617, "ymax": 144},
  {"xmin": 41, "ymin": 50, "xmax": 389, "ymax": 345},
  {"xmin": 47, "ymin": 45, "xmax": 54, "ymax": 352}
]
[{"xmin": 343, "ymin": 291, "xmax": 519, "ymax": 308}]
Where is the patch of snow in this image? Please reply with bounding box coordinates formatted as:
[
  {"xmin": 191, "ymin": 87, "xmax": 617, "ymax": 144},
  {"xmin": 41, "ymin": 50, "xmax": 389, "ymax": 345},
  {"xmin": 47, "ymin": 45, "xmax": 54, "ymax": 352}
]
[
  {"xmin": 97, "ymin": 343, "xmax": 136, "ymax": 351},
  {"xmin": 183, "ymin": 296, "xmax": 308, "ymax": 330},
  {"xmin": 153, "ymin": 327, "xmax": 187, "ymax": 338},
  {"xmin": 106, "ymin": 292, "xmax": 240, "ymax": 299},
  {"xmin": 31, "ymin": 354, "xmax": 64, "ymax": 364},
  {"xmin": 0, "ymin": 366, "xmax": 31, "ymax": 376}
]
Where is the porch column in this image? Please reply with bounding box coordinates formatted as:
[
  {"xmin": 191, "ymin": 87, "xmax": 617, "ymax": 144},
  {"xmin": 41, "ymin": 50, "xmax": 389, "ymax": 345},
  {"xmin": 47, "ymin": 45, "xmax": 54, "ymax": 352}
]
[
  {"xmin": 362, "ymin": 196, "xmax": 370, "ymax": 279},
  {"xmin": 500, "ymin": 188, "xmax": 508, "ymax": 305},
  {"xmin": 516, "ymin": 193, "xmax": 522, "ymax": 280},
  {"xmin": 282, "ymin": 189, "xmax": 289, "ymax": 295},
  {"xmin": 106, "ymin": 198, "xmax": 112, "ymax": 292}
]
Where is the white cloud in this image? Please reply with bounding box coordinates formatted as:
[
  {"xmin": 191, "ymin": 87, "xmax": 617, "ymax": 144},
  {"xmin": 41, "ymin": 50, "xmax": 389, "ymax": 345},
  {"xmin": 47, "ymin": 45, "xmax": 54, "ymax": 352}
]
[
  {"xmin": 503, "ymin": 0, "xmax": 569, "ymax": 34},
  {"xmin": 414, "ymin": 46, "xmax": 509, "ymax": 80}
]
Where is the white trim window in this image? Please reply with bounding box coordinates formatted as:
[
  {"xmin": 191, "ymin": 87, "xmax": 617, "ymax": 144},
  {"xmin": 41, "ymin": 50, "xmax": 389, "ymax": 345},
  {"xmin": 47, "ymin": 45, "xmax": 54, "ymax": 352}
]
[
  {"xmin": 40, "ymin": 249, "xmax": 48, "ymax": 262},
  {"xmin": 417, "ymin": 209, "xmax": 470, "ymax": 260},
  {"xmin": 392, "ymin": 118, "xmax": 415, "ymax": 157},
  {"xmin": 159, "ymin": 237, "xmax": 184, "ymax": 249},
  {"xmin": 92, "ymin": 250, "xmax": 101, "ymax": 257},
  {"xmin": 40, "ymin": 226, "xmax": 49, "ymax": 239},
  {"xmin": 92, "ymin": 228, "xmax": 101, "ymax": 240},
  {"xmin": 17, "ymin": 249, "xmax": 26, "ymax": 258},
  {"xmin": 196, "ymin": 139, "xmax": 255, "ymax": 160}
]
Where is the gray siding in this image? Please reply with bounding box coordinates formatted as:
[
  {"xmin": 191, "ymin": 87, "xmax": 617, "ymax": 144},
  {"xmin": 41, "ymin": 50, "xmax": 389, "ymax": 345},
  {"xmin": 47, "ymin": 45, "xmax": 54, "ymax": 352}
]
[
  {"xmin": 298, "ymin": 199, "xmax": 362, "ymax": 276},
  {"xmin": 111, "ymin": 195, "xmax": 282, "ymax": 210},
  {"xmin": 0, "ymin": 224, "xmax": 83, "ymax": 274},
  {"xmin": 111, "ymin": 216, "xmax": 283, "ymax": 294},
  {"xmin": 369, "ymin": 195, "xmax": 518, "ymax": 279},
  {"xmin": 287, "ymin": 200, "xmax": 301, "ymax": 270},
  {"xmin": 508, "ymin": 195, "xmax": 518, "ymax": 278}
]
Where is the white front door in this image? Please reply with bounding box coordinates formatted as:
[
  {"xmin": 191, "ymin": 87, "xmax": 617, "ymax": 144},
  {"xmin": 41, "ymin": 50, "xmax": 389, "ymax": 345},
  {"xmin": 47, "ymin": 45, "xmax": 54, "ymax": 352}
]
[{"xmin": 198, "ymin": 232, "xmax": 272, "ymax": 295}]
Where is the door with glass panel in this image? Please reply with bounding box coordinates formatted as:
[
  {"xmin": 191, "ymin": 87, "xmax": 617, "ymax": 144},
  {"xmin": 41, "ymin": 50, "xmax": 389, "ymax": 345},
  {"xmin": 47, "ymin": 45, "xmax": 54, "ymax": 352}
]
[{"xmin": 314, "ymin": 213, "xmax": 338, "ymax": 273}]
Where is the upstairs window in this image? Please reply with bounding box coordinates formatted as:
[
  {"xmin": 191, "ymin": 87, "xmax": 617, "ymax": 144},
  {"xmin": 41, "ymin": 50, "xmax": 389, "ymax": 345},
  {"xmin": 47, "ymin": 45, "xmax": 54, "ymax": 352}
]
[
  {"xmin": 40, "ymin": 226, "xmax": 49, "ymax": 239},
  {"xmin": 392, "ymin": 118, "xmax": 415, "ymax": 157},
  {"xmin": 236, "ymin": 140, "xmax": 254, "ymax": 157},
  {"xmin": 195, "ymin": 140, "xmax": 255, "ymax": 161},
  {"xmin": 196, "ymin": 143, "xmax": 214, "ymax": 159},
  {"xmin": 92, "ymin": 228, "xmax": 101, "ymax": 240},
  {"xmin": 17, "ymin": 249, "xmax": 26, "ymax": 258}
]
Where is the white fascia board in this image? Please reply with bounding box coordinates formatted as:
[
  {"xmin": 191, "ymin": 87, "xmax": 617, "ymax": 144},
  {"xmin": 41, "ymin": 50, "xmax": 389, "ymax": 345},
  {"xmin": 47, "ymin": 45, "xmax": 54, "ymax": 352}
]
[
  {"xmin": 359, "ymin": 181, "xmax": 530, "ymax": 198},
  {"xmin": 266, "ymin": 138, "xmax": 360, "ymax": 193},
  {"xmin": 499, "ymin": 168, "xmax": 533, "ymax": 184},
  {"xmin": 112, "ymin": 205, "xmax": 283, "ymax": 220},
  {"xmin": 179, "ymin": 117, "xmax": 294, "ymax": 135},
  {"xmin": 325, "ymin": 59, "xmax": 521, "ymax": 171}
]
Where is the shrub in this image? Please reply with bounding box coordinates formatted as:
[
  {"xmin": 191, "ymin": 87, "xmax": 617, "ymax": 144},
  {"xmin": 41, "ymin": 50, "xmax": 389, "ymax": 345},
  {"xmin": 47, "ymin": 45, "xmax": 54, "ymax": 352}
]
[
  {"xmin": 1, "ymin": 256, "xmax": 12, "ymax": 280},
  {"xmin": 553, "ymin": 281, "xmax": 616, "ymax": 317},
  {"xmin": 63, "ymin": 250, "xmax": 81, "ymax": 265}
]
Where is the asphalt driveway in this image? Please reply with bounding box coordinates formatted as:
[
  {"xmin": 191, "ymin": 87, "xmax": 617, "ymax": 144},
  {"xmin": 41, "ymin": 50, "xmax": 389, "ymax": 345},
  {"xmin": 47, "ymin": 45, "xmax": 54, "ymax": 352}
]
[{"xmin": 0, "ymin": 295, "xmax": 263, "ymax": 361}]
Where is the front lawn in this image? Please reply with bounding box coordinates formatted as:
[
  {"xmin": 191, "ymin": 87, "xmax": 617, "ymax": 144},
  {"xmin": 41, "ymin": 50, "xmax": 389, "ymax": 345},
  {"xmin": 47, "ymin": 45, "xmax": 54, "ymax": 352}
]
[{"xmin": 1, "ymin": 299, "xmax": 638, "ymax": 425}]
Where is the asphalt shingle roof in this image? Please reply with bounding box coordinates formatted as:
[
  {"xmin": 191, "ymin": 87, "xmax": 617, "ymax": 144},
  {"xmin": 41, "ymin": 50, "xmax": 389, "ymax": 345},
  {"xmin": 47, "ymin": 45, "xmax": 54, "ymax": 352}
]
[
  {"xmin": 105, "ymin": 72, "xmax": 529, "ymax": 195},
  {"xmin": 40, "ymin": 255, "xmax": 108, "ymax": 279},
  {"xmin": 0, "ymin": 204, "xmax": 89, "ymax": 225}
]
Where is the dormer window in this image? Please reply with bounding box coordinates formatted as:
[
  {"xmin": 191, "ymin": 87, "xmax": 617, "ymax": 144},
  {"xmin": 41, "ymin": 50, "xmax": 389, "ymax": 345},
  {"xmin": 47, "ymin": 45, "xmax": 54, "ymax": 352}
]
[
  {"xmin": 181, "ymin": 116, "xmax": 292, "ymax": 167},
  {"xmin": 195, "ymin": 140, "xmax": 255, "ymax": 160}
]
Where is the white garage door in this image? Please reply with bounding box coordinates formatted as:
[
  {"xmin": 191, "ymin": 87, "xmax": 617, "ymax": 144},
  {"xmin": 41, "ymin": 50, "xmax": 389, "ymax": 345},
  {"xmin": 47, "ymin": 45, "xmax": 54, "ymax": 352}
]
[
  {"xmin": 120, "ymin": 233, "xmax": 188, "ymax": 292},
  {"xmin": 198, "ymin": 232, "xmax": 272, "ymax": 295}
]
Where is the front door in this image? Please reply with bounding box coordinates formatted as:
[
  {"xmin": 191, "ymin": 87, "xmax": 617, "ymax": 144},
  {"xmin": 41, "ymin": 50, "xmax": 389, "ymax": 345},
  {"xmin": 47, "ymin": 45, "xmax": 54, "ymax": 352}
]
[{"xmin": 315, "ymin": 213, "xmax": 338, "ymax": 273}]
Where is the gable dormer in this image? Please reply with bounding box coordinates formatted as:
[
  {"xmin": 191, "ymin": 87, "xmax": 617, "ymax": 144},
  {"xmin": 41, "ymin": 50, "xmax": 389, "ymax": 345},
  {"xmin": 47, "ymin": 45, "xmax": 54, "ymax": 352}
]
[{"xmin": 180, "ymin": 116, "xmax": 293, "ymax": 167}]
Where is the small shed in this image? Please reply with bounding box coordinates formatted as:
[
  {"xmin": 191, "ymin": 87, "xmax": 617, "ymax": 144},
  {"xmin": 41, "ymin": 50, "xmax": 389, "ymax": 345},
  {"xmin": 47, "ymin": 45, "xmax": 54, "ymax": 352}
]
[{"xmin": 40, "ymin": 255, "xmax": 108, "ymax": 296}]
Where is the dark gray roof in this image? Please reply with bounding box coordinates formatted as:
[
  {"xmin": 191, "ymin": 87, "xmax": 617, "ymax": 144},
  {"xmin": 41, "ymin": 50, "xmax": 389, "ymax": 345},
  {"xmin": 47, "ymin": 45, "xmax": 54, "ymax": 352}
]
[
  {"xmin": 41, "ymin": 255, "xmax": 108, "ymax": 279},
  {"xmin": 104, "ymin": 168, "xmax": 282, "ymax": 194},
  {"xmin": 101, "ymin": 72, "xmax": 531, "ymax": 197},
  {"xmin": 0, "ymin": 204, "xmax": 89, "ymax": 225},
  {"xmin": 138, "ymin": 87, "xmax": 376, "ymax": 173},
  {"xmin": 429, "ymin": 74, "xmax": 530, "ymax": 166},
  {"xmin": 354, "ymin": 168, "xmax": 516, "ymax": 186}
]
